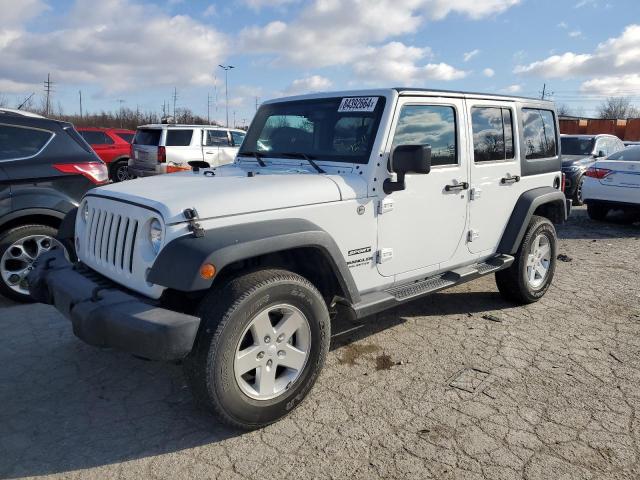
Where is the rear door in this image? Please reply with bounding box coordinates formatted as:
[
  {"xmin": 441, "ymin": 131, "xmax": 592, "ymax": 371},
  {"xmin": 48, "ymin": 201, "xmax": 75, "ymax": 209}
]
[
  {"xmin": 466, "ymin": 101, "xmax": 522, "ymax": 254},
  {"xmin": 80, "ymin": 130, "xmax": 118, "ymax": 163},
  {"xmin": 0, "ymin": 166, "xmax": 10, "ymax": 219},
  {"xmin": 131, "ymin": 128, "xmax": 162, "ymax": 172},
  {"xmin": 164, "ymin": 129, "xmax": 196, "ymax": 172}
]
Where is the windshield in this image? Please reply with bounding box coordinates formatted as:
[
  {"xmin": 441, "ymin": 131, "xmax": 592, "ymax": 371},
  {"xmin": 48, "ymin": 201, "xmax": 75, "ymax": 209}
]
[
  {"xmin": 561, "ymin": 137, "xmax": 594, "ymax": 156},
  {"xmin": 239, "ymin": 96, "xmax": 386, "ymax": 164},
  {"xmin": 608, "ymin": 146, "xmax": 640, "ymax": 161}
]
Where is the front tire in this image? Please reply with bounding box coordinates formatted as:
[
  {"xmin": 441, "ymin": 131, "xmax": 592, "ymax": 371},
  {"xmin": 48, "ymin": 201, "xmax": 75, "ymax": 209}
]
[
  {"xmin": 0, "ymin": 224, "xmax": 65, "ymax": 302},
  {"xmin": 495, "ymin": 215, "xmax": 557, "ymax": 304},
  {"xmin": 111, "ymin": 160, "xmax": 131, "ymax": 182},
  {"xmin": 184, "ymin": 269, "xmax": 330, "ymax": 430},
  {"xmin": 572, "ymin": 175, "xmax": 585, "ymax": 206}
]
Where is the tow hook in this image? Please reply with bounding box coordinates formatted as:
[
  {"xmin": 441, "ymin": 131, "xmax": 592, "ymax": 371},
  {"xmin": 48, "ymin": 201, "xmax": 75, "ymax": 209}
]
[{"xmin": 183, "ymin": 208, "xmax": 205, "ymax": 238}]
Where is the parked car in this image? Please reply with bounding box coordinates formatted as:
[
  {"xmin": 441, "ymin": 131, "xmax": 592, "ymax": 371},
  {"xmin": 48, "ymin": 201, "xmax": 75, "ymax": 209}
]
[
  {"xmin": 623, "ymin": 140, "xmax": 640, "ymax": 147},
  {"xmin": 0, "ymin": 108, "xmax": 108, "ymax": 301},
  {"xmin": 29, "ymin": 88, "xmax": 568, "ymax": 429},
  {"xmin": 77, "ymin": 127, "xmax": 135, "ymax": 182},
  {"xmin": 560, "ymin": 134, "xmax": 625, "ymax": 206},
  {"xmin": 128, "ymin": 125, "xmax": 245, "ymax": 177},
  {"xmin": 583, "ymin": 145, "xmax": 640, "ymax": 221}
]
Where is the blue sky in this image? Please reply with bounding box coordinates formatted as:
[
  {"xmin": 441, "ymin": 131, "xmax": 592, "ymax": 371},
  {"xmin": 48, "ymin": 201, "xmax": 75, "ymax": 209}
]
[{"xmin": 0, "ymin": 0, "xmax": 638, "ymax": 125}]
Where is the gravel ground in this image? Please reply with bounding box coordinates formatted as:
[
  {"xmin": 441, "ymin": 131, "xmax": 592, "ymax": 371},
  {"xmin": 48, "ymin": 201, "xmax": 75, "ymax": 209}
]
[{"xmin": 1, "ymin": 206, "xmax": 639, "ymax": 480}]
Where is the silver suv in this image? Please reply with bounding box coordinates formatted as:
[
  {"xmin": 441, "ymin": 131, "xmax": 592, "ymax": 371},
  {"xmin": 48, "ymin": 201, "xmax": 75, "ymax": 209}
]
[{"xmin": 128, "ymin": 124, "xmax": 246, "ymax": 177}]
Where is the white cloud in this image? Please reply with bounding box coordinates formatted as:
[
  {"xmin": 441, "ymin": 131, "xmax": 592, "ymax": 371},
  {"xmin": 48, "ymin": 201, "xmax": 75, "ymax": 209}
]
[
  {"xmin": 0, "ymin": 0, "xmax": 228, "ymax": 94},
  {"xmin": 501, "ymin": 84, "xmax": 522, "ymax": 93},
  {"xmin": 203, "ymin": 4, "xmax": 217, "ymax": 17},
  {"xmin": 580, "ymin": 74, "xmax": 640, "ymax": 96},
  {"xmin": 240, "ymin": 0, "xmax": 519, "ymax": 74},
  {"xmin": 0, "ymin": 0, "xmax": 49, "ymax": 24},
  {"xmin": 557, "ymin": 21, "xmax": 568, "ymax": 29},
  {"xmin": 285, "ymin": 75, "xmax": 333, "ymax": 95},
  {"xmin": 568, "ymin": 30, "xmax": 582, "ymax": 38},
  {"xmin": 515, "ymin": 24, "xmax": 640, "ymax": 78},
  {"xmin": 483, "ymin": 68, "xmax": 495, "ymax": 77},
  {"xmin": 463, "ymin": 49, "xmax": 480, "ymax": 62}
]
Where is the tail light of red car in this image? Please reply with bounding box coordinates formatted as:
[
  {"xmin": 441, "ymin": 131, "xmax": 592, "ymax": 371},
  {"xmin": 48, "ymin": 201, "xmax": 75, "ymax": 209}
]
[
  {"xmin": 54, "ymin": 162, "xmax": 109, "ymax": 185},
  {"xmin": 158, "ymin": 146, "xmax": 166, "ymax": 163},
  {"xmin": 561, "ymin": 173, "xmax": 566, "ymax": 192},
  {"xmin": 585, "ymin": 166, "xmax": 612, "ymax": 179}
]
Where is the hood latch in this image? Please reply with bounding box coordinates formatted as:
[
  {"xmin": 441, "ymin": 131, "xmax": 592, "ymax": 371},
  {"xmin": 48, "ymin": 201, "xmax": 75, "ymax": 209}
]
[{"xmin": 183, "ymin": 208, "xmax": 205, "ymax": 238}]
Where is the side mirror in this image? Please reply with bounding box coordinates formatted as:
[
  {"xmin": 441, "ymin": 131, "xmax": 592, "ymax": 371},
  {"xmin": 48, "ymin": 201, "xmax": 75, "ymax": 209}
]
[
  {"xmin": 595, "ymin": 150, "xmax": 606, "ymax": 158},
  {"xmin": 384, "ymin": 145, "xmax": 431, "ymax": 194}
]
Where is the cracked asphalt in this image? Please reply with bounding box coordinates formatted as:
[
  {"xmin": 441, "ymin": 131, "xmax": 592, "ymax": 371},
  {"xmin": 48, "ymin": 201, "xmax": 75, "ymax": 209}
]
[{"xmin": 1, "ymin": 206, "xmax": 639, "ymax": 479}]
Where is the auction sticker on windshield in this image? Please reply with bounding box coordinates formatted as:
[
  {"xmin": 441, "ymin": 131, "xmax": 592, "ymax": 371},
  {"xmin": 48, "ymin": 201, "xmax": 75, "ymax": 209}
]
[{"xmin": 338, "ymin": 97, "xmax": 379, "ymax": 113}]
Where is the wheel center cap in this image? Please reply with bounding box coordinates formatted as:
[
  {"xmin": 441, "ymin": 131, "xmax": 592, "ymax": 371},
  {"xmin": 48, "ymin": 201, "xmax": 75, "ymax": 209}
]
[{"xmin": 267, "ymin": 345, "xmax": 277, "ymax": 357}]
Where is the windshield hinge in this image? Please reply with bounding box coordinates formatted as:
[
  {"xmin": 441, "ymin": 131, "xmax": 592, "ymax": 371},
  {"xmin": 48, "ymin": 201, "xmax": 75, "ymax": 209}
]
[{"xmin": 184, "ymin": 208, "xmax": 205, "ymax": 238}]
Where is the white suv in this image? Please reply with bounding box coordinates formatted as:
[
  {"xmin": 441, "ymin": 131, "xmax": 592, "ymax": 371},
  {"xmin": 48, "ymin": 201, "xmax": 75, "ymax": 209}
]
[
  {"xmin": 128, "ymin": 124, "xmax": 246, "ymax": 177},
  {"xmin": 30, "ymin": 88, "xmax": 569, "ymax": 429}
]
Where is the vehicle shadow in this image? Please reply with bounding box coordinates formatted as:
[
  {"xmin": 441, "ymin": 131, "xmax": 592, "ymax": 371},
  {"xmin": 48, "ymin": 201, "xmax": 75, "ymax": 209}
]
[
  {"xmin": 0, "ymin": 286, "xmax": 512, "ymax": 478},
  {"xmin": 558, "ymin": 206, "xmax": 640, "ymax": 240}
]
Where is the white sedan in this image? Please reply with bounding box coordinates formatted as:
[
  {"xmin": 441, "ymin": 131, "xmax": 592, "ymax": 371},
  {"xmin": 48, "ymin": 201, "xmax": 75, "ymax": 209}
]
[{"xmin": 582, "ymin": 146, "xmax": 640, "ymax": 221}]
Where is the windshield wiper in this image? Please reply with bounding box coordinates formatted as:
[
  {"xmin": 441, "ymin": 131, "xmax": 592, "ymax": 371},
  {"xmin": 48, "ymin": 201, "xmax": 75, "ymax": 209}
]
[
  {"xmin": 238, "ymin": 151, "xmax": 267, "ymax": 167},
  {"xmin": 280, "ymin": 152, "xmax": 325, "ymax": 174}
]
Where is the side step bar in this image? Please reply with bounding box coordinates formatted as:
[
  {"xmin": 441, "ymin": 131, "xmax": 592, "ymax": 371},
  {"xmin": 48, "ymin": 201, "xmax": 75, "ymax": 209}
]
[{"xmin": 348, "ymin": 254, "xmax": 514, "ymax": 319}]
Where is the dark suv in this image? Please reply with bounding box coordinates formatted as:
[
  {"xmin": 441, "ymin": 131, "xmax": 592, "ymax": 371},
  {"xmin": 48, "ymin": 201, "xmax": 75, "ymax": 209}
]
[
  {"xmin": 560, "ymin": 134, "xmax": 625, "ymax": 206},
  {"xmin": 0, "ymin": 109, "xmax": 108, "ymax": 301}
]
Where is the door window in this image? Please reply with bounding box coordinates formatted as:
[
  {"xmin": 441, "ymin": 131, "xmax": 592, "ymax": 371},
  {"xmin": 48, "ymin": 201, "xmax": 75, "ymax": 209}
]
[
  {"xmin": 80, "ymin": 130, "xmax": 113, "ymax": 145},
  {"xmin": 522, "ymin": 109, "xmax": 557, "ymax": 159},
  {"xmin": 166, "ymin": 130, "xmax": 193, "ymax": 146},
  {"xmin": 206, "ymin": 130, "xmax": 230, "ymax": 146},
  {"xmin": 230, "ymin": 131, "xmax": 246, "ymax": 146},
  {"xmin": 391, "ymin": 105, "xmax": 457, "ymax": 166},
  {"xmin": 471, "ymin": 107, "xmax": 514, "ymax": 162},
  {"xmin": 0, "ymin": 124, "xmax": 53, "ymax": 160}
]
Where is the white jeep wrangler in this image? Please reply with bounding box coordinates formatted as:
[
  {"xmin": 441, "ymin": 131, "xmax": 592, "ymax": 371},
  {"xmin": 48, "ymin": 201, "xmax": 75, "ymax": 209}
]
[{"xmin": 29, "ymin": 89, "xmax": 569, "ymax": 429}]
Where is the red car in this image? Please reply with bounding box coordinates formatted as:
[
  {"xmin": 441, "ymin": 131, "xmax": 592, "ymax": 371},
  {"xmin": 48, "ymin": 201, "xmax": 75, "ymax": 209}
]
[{"xmin": 77, "ymin": 127, "xmax": 135, "ymax": 182}]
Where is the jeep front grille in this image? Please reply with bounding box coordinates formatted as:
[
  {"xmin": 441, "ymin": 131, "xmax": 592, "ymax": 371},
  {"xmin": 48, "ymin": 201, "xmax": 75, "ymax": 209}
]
[{"xmin": 85, "ymin": 208, "xmax": 139, "ymax": 273}]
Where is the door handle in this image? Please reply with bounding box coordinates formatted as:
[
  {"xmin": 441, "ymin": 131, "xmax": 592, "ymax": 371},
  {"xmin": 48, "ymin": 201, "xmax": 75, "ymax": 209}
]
[
  {"xmin": 501, "ymin": 175, "xmax": 521, "ymax": 184},
  {"xmin": 444, "ymin": 182, "xmax": 469, "ymax": 192}
]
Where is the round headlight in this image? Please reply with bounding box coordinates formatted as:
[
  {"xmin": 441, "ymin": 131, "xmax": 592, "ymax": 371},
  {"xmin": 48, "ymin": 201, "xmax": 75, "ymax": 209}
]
[
  {"xmin": 149, "ymin": 218, "xmax": 163, "ymax": 254},
  {"xmin": 82, "ymin": 202, "xmax": 89, "ymax": 222}
]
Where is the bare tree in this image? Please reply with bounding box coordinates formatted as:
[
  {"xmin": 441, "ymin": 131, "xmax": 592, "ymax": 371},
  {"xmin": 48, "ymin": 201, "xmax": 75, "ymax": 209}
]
[
  {"xmin": 597, "ymin": 97, "xmax": 640, "ymax": 119},
  {"xmin": 0, "ymin": 94, "xmax": 9, "ymax": 108},
  {"xmin": 556, "ymin": 104, "xmax": 573, "ymax": 117}
]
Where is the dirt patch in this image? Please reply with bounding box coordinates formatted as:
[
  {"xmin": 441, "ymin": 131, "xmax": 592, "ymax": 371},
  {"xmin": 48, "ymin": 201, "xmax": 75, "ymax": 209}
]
[
  {"xmin": 338, "ymin": 343, "xmax": 381, "ymax": 366},
  {"xmin": 375, "ymin": 353, "xmax": 394, "ymax": 371}
]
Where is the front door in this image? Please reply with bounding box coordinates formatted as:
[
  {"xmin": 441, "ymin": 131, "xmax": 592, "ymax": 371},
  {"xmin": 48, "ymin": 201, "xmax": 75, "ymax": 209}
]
[
  {"xmin": 466, "ymin": 101, "xmax": 522, "ymax": 254},
  {"xmin": 203, "ymin": 129, "xmax": 235, "ymax": 167},
  {"xmin": 377, "ymin": 97, "xmax": 469, "ymax": 277}
]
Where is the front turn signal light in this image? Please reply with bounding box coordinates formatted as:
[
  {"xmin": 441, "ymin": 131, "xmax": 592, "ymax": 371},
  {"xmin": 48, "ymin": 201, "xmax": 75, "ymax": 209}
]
[{"xmin": 200, "ymin": 263, "xmax": 216, "ymax": 280}]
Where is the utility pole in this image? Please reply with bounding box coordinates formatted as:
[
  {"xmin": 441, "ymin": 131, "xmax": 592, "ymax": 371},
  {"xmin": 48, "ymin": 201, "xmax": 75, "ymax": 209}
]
[
  {"xmin": 44, "ymin": 73, "xmax": 53, "ymax": 116},
  {"xmin": 117, "ymin": 99, "xmax": 125, "ymax": 128},
  {"xmin": 218, "ymin": 64, "xmax": 234, "ymax": 127},
  {"xmin": 233, "ymin": 110, "xmax": 236, "ymax": 128},
  {"xmin": 79, "ymin": 90, "xmax": 83, "ymax": 119},
  {"xmin": 172, "ymin": 87, "xmax": 178, "ymax": 123},
  {"xmin": 540, "ymin": 83, "xmax": 553, "ymax": 101}
]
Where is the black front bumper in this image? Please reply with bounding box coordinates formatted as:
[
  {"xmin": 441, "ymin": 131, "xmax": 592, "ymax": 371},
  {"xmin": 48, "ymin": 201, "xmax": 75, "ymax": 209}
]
[{"xmin": 28, "ymin": 250, "xmax": 200, "ymax": 361}]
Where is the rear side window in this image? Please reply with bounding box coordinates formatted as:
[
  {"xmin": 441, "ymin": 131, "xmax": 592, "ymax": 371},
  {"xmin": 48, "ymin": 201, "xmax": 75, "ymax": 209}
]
[
  {"xmin": 206, "ymin": 130, "xmax": 230, "ymax": 146},
  {"xmin": 166, "ymin": 129, "xmax": 193, "ymax": 146},
  {"xmin": 80, "ymin": 130, "xmax": 114, "ymax": 145},
  {"xmin": 0, "ymin": 124, "xmax": 53, "ymax": 160},
  {"xmin": 134, "ymin": 129, "xmax": 162, "ymax": 146},
  {"xmin": 230, "ymin": 131, "xmax": 245, "ymax": 146},
  {"xmin": 522, "ymin": 109, "xmax": 557, "ymax": 159},
  {"xmin": 391, "ymin": 105, "xmax": 457, "ymax": 166},
  {"xmin": 608, "ymin": 147, "xmax": 640, "ymax": 161},
  {"xmin": 471, "ymin": 107, "xmax": 514, "ymax": 162},
  {"xmin": 115, "ymin": 132, "xmax": 134, "ymax": 143}
]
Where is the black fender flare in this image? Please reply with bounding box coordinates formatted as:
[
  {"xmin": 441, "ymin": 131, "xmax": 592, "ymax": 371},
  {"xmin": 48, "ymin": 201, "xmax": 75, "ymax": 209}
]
[
  {"xmin": 497, "ymin": 187, "xmax": 568, "ymax": 255},
  {"xmin": 147, "ymin": 219, "xmax": 360, "ymax": 303},
  {"xmin": 0, "ymin": 207, "xmax": 66, "ymax": 231}
]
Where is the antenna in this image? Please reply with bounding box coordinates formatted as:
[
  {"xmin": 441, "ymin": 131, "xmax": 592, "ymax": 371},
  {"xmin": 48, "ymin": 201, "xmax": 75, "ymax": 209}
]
[
  {"xmin": 540, "ymin": 83, "xmax": 554, "ymax": 100},
  {"xmin": 17, "ymin": 92, "xmax": 35, "ymax": 110}
]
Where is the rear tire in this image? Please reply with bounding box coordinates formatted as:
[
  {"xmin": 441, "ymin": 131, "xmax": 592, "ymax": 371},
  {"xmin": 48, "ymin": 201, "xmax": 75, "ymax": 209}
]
[
  {"xmin": 110, "ymin": 160, "xmax": 131, "ymax": 182},
  {"xmin": 587, "ymin": 202, "xmax": 609, "ymax": 221},
  {"xmin": 0, "ymin": 224, "xmax": 65, "ymax": 303},
  {"xmin": 572, "ymin": 175, "xmax": 585, "ymax": 206},
  {"xmin": 184, "ymin": 269, "xmax": 330, "ymax": 430},
  {"xmin": 496, "ymin": 216, "xmax": 557, "ymax": 304}
]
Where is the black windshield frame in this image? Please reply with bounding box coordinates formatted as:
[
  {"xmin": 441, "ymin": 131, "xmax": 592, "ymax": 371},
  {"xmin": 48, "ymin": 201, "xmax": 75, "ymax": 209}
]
[{"xmin": 239, "ymin": 96, "xmax": 386, "ymax": 164}]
